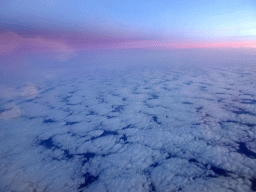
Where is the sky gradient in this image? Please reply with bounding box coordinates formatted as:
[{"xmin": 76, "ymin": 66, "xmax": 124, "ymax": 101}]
[{"xmin": 1, "ymin": 0, "xmax": 256, "ymax": 57}]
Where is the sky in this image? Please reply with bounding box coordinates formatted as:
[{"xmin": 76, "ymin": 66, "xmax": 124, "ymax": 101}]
[{"xmin": 0, "ymin": 0, "xmax": 256, "ymax": 57}]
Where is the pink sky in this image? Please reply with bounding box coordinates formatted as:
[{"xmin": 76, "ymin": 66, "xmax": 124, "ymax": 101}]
[{"xmin": 1, "ymin": 31, "xmax": 256, "ymax": 60}]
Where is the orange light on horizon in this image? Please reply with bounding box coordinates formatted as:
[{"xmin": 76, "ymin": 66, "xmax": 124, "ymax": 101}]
[{"xmin": 98, "ymin": 39, "xmax": 256, "ymax": 50}]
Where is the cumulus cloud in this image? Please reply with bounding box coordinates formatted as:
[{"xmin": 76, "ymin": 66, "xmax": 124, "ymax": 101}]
[
  {"xmin": 1, "ymin": 51, "xmax": 256, "ymax": 191},
  {"xmin": 20, "ymin": 83, "xmax": 39, "ymax": 98},
  {"xmin": 0, "ymin": 105, "xmax": 21, "ymax": 120}
]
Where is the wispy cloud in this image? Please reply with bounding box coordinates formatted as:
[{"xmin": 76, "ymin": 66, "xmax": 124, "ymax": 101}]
[
  {"xmin": 0, "ymin": 32, "xmax": 75, "ymax": 61},
  {"xmin": 91, "ymin": 39, "xmax": 256, "ymax": 50},
  {"xmin": 0, "ymin": 30, "xmax": 255, "ymax": 60}
]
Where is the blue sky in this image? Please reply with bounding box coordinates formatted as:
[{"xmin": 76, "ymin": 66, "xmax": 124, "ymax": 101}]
[
  {"xmin": 0, "ymin": 0, "xmax": 256, "ymax": 54},
  {"xmin": 1, "ymin": 0, "xmax": 255, "ymax": 37}
]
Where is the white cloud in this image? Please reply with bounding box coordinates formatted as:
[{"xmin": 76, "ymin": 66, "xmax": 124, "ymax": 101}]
[
  {"xmin": 0, "ymin": 105, "xmax": 21, "ymax": 120},
  {"xmin": 1, "ymin": 57, "xmax": 256, "ymax": 191}
]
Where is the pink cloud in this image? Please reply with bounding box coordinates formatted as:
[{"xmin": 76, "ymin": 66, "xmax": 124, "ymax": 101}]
[
  {"xmin": 0, "ymin": 105, "xmax": 21, "ymax": 120},
  {"xmin": 100, "ymin": 39, "xmax": 256, "ymax": 50},
  {"xmin": 0, "ymin": 32, "xmax": 75, "ymax": 61},
  {"xmin": 183, "ymin": 40, "xmax": 256, "ymax": 49},
  {"xmin": 1, "ymin": 31, "xmax": 255, "ymax": 58}
]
